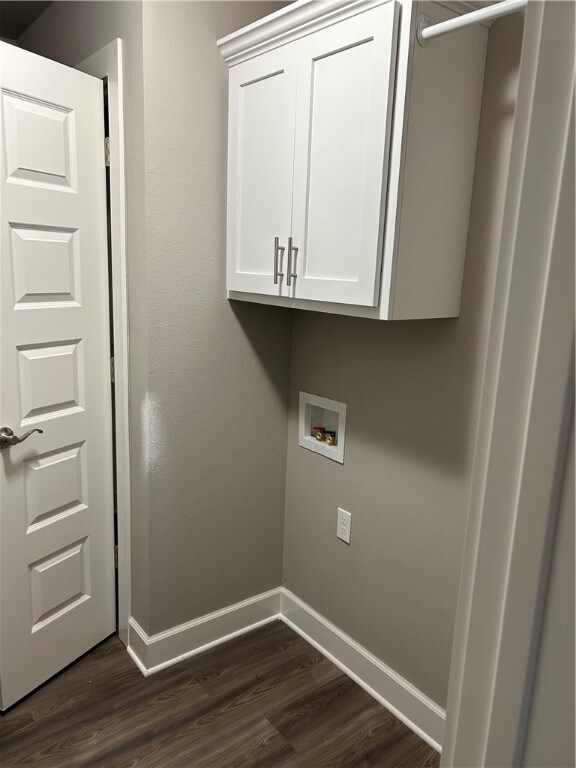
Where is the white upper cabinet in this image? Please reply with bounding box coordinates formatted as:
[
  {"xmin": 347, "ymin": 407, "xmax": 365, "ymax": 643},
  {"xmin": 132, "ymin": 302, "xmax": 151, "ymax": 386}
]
[
  {"xmin": 227, "ymin": 45, "xmax": 297, "ymax": 296},
  {"xmin": 218, "ymin": 0, "xmax": 489, "ymax": 320},
  {"xmin": 291, "ymin": 3, "xmax": 398, "ymax": 306}
]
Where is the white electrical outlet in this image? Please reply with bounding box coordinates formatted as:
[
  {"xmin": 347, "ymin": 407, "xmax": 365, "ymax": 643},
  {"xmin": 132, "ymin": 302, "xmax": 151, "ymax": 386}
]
[{"xmin": 337, "ymin": 507, "xmax": 352, "ymax": 544}]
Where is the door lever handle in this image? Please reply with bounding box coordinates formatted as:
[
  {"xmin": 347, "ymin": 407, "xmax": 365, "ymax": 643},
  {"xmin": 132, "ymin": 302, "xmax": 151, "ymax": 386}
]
[{"xmin": 0, "ymin": 426, "xmax": 43, "ymax": 450}]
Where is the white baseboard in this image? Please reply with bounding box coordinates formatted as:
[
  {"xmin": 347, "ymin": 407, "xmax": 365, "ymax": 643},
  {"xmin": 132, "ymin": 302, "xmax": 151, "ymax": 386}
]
[
  {"xmin": 279, "ymin": 589, "xmax": 445, "ymax": 752},
  {"xmin": 127, "ymin": 586, "xmax": 445, "ymax": 751},
  {"xmin": 128, "ymin": 587, "xmax": 282, "ymax": 675}
]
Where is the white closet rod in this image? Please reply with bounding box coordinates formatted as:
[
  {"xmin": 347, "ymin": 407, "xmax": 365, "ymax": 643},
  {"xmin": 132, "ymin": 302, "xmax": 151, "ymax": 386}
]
[{"xmin": 419, "ymin": 0, "xmax": 528, "ymax": 42}]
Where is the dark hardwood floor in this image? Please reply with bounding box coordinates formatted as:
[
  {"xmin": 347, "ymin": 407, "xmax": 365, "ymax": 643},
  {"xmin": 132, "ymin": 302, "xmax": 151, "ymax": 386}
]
[{"xmin": 0, "ymin": 621, "xmax": 440, "ymax": 767}]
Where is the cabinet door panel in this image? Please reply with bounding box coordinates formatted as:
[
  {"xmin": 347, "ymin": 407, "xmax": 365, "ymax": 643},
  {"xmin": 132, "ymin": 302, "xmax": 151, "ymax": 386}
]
[
  {"xmin": 227, "ymin": 45, "xmax": 297, "ymax": 296},
  {"xmin": 291, "ymin": 3, "xmax": 398, "ymax": 306}
]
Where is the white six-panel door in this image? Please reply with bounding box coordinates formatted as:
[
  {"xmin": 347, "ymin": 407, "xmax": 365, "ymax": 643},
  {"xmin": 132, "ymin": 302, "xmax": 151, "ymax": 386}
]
[
  {"xmin": 226, "ymin": 44, "xmax": 297, "ymax": 296},
  {"xmin": 0, "ymin": 43, "xmax": 115, "ymax": 709},
  {"xmin": 290, "ymin": 3, "xmax": 399, "ymax": 306}
]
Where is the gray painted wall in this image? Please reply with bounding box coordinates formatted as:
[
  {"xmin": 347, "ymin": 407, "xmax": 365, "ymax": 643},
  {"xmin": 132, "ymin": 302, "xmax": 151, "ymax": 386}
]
[
  {"xmin": 140, "ymin": 1, "xmax": 291, "ymax": 634},
  {"xmin": 19, "ymin": 1, "xmax": 291, "ymax": 635},
  {"xmin": 282, "ymin": 14, "xmax": 524, "ymax": 707}
]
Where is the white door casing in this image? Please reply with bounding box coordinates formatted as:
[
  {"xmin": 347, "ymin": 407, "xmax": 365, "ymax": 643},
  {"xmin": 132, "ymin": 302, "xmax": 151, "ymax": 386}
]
[
  {"xmin": 226, "ymin": 43, "xmax": 297, "ymax": 296},
  {"xmin": 441, "ymin": 2, "xmax": 575, "ymax": 764},
  {"xmin": 0, "ymin": 43, "xmax": 115, "ymax": 709},
  {"xmin": 78, "ymin": 39, "xmax": 131, "ymax": 648},
  {"xmin": 290, "ymin": 2, "xmax": 399, "ymax": 306}
]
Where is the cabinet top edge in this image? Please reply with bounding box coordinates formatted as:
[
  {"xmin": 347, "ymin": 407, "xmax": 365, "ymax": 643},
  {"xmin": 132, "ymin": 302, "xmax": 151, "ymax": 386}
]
[
  {"xmin": 216, "ymin": 0, "xmax": 398, "ymax": 66},
  {"xmin": 216, "ymin": 0, "xmax": 493, "ymax": 66}
]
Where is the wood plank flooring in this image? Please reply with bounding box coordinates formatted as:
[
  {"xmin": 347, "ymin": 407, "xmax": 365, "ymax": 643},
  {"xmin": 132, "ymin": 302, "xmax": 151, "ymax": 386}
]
[{"xmin": 0, "ymin": 621, "xmax": 440, "ymax": 767}]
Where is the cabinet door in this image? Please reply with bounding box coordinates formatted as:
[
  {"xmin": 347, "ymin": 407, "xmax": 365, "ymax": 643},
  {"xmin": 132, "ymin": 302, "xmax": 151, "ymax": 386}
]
[
  {"xmin": 290, "ymin": 3, "xmax": 399, "ymax": 306},
  {"xmin": 226, "ymin": 45, "xmax": 297, "ymax": 296}
]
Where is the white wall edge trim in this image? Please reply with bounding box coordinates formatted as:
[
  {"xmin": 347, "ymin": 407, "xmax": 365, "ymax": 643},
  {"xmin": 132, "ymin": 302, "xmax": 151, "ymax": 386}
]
[
  {"xmin": 441, "ymin": 4, "xmax": 575, "ymax": 765},
  {"xmin": 126, "ymin": 643, "xmax": 148, "ymax": 677},
  {"xmin": 127, "ymin": 586, "xmax": 444, "ymax": 750},
  {"xmin": 77, "ymin": 39, "xmax": 131, "ymax": 647},
  {"xmin": 279, "ymin": 589, "xmax": 445, "ymax": 752},
  {"xmin": 128, "ymin": 587, "xmax": 283, "ymax": 675}
]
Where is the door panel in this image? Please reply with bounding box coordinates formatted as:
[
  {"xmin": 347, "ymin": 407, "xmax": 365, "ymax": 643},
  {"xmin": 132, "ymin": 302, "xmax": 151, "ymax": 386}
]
[
  {"xmin": 290, "ymin": 3, "xmax": 399, "ymax": 306},
  {"xmin": 0, "ymin": 43, "xmax": 115, "ymax": 709},
  {"xmin": 2, "ymin": 90, "xmax": 76, "ymax": 190},
  {"xmin": 226, "ymin": 44, "xmax": 297, "ymax": 296},
  {"xmin": 10, "ymin": 224, "xmax": 80, "ymax": 308}
]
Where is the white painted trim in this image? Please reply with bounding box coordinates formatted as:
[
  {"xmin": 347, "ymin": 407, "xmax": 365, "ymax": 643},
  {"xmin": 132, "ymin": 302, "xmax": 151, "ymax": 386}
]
[
  {"xmin": 127, "ymin": 586, "xmax": 444, "ymax": 751},
  {"xmin": 217, "ymin": 0, "xmax": 395, "ymax": 66},
  {"xmin": 128, "ymin": 588, "xmax": 283, "ymax": 676},
  {"xmin": 280, "ymin": 589, "xmax": 445, "ymax": 752},
  {"xmin": 441, "ymin": 3, "xmax": 575, "ymax": 766},
  {"xmin": 126, "ymin": 643, "xmax": 148, "ymax": 677},
  {"xmin": 77, "ymin": 40, "xmax": 131, "ymax": 647}
]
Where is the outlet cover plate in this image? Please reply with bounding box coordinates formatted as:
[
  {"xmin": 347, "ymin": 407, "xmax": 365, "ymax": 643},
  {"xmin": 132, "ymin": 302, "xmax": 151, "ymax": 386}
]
[{"xmin": 337, "ymin": 507, "xmax": 351, "ymax": 544}]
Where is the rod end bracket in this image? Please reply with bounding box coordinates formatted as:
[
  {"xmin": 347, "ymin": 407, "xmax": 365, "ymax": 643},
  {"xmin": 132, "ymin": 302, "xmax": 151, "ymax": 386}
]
[{"xmin": 417, "ymin": 13, "xmax": 432, "ymax": 46}]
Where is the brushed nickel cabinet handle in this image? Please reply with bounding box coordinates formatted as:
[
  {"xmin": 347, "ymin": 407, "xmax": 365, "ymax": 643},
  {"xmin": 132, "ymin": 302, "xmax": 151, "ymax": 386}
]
[
  {"xmin": 287, "ymin": 238, "xmax": 298, "ymax": 287},
  {"xmin": 291, "ymin": 245, "xmax": 298, "ymax": 281},
  {"xmin": 0, "ymin": 426, "xmax": 43, "ymax": 450},
  {"xmin": 273, "ymin": 236, "xmax": 285, "ymax": 285}
]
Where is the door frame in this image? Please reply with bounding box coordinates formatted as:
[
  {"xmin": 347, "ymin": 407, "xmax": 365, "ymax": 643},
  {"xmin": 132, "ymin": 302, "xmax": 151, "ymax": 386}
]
[
  {"xmin": 441, "ymin": 2, "xmax": 574, "ymax": 765},
  {"xmin": 77, "ymin": 40, "xmax": 131, "ymax": 646}
]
